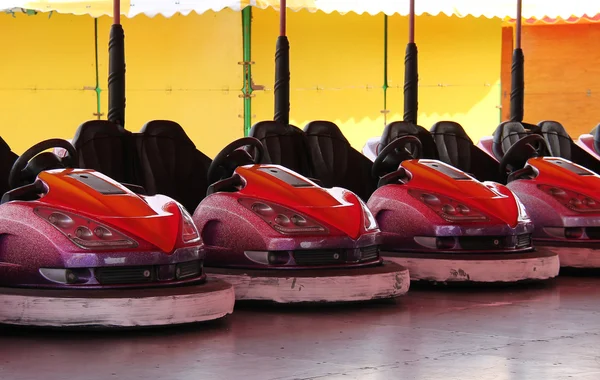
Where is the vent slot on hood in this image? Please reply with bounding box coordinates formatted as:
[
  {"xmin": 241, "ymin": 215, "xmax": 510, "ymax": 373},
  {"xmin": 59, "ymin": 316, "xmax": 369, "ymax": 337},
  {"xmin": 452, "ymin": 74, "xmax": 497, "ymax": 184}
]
[
  {"xmin": 544, "ymin": 158, "xmax": 594, "ymax": 176},
  {"xmin": 258, "ymin": 167, "xmax": 315, "ymax": 187},
  {"xmin": 68, "ymin": 173, "xmax": 127, "ymax": 195},
  {"xmin": 418, "ymin": 160, "xmax": 472, "ymax": 180}
]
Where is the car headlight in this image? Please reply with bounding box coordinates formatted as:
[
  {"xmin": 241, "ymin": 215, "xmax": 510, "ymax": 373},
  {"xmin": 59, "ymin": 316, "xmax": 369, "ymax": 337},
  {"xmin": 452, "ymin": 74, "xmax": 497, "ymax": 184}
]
[
  {"xmin": 34, "ymin": 207, "xmax": 138, "ymax": 249},
  {"xmin": 39, "ymin": 268, "xmax": 92, "ymax": 284},
  {"xmin": 238, "ymin": 198, "xmax": 328, "ymax": 235},
  {"xmin": 244, "ymin": 251, "xmax": 291, "ymax": 266},
  {"xmin": 162, "ymin": 201, "xmax": 201, "ymax": 243},
  {"xmin": 512, "ymin": 193, "xmax": 530, "ymax": 221},
  {"xmin": 408, "ymin": 189, "xmax": 489, "ymax": 222},
  {"xmin": 178, "ymin": 204, "xmax": 201, "ymax": 243},
  {"xmin": 538, "ymin": 184, "xmax": 600, "ymax": 213},
  {"xmin": 358, "ymin": 198, "xmax": 378, "ymax": 231}
]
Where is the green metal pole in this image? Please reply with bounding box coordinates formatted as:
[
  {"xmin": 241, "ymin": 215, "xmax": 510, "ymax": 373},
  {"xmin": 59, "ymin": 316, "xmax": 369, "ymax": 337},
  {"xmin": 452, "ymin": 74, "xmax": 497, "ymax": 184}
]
[
  {"xmin": 93, "ymin": 18, "xmax": 102, "ymax": 119},
  {"xmin": 382, "ymin": 15, "xmax": 389, "ymax": 125},
  {"xmin": 242, "ymin": 7, "xmax": 253, "ymax": 136}
]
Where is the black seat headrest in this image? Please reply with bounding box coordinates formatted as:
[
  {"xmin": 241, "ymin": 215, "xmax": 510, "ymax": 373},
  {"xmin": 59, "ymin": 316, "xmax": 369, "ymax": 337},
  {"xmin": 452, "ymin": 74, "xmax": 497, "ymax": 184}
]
[
  {"xmin": 538, "ymin": 120, "xmax": 570, "ymax": 139},
  {"xmin": 138, "ymin": 120, "xmax": 212, "ymax": 212},
  {"xmin": 304, "ymin": 120, "xmax": 349, "ymax": 143},
  {"xmin": 381, "ymin": 121, "xmax": 440, "ymax": 159},
  {"xmin": 72, "ymin": 120, "xmax": 128, "ymax": 147},
  {"xmin": 429, "ymin": 121, "xmax": 474, "ymax": 172},
  {"xmin": 430, "ymin": 121, "xmax": 472, "ymax": 143},
  {"xmin": 303, "ymin": 120, "xmax": 376, "ymax": 200},
  {"xmin": 249, "ymin": 121, "xmax": 312, "ymax": 176},
  {"xmin": 141, "ymin": 120, "xmax": 196, "ymax": 148},
  {"xmin": 492, "ymin": 121, "xmax": 528, "ymax": 159},
  {"xmin": 250, "ymin": 120, "xmax": 291, "ymax": 140},
  {"xmin": 380, "ymin": 121, "xmax": 420, "ymax": 148},
  {"xmin": 538, "ymin": 120, "xmax": 572, "ymax": 159},
  {"xmin": 71, "ymin": 120, "xmax": 137, "ymax": 184}
]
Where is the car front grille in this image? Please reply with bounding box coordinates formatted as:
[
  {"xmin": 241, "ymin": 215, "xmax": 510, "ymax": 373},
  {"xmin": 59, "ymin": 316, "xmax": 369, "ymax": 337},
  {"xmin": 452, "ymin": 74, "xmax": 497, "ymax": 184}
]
[
  {"xmin": 516, "ymin": 233, "xmax": 532, "ymax": 248},
  {"xmin": 458, "ymin": 236, "xmax": 506, "ymax": 250},
  {"xmin": 176, "ymin": 260, "xmax": 202, "ymax": 279},
  {"xmin": 455, "ymin": 234, "xmax": 532, "ymax": 251},
  {"xmin": 360, "ymin": 245, "xmax": 380, "ymax": 261},
  {"xmin": 95, "ymin": 266, "xmax": 155, "ymax": 285},
  {"xmin": 94, "ymin": 260, "xmax": 203, "ymax": 285},
  {"xmin": 292, "ymin": 246, "xmax": 379, "ymax": 266}
]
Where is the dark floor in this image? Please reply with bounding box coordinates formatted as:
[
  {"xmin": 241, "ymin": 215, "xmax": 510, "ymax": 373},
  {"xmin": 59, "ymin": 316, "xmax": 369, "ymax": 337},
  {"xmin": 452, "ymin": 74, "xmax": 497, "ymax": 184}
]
[{"xmin": 1, "ymin": 276, "xmax": 600, "ymax": 380}]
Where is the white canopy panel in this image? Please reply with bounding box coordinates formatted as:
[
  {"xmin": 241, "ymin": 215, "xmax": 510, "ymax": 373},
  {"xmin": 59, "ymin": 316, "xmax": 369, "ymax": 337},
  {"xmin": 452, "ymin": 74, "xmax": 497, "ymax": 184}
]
[{"xmin": 1, "ymin": 0, "xmax": 599, "ymax": 20}]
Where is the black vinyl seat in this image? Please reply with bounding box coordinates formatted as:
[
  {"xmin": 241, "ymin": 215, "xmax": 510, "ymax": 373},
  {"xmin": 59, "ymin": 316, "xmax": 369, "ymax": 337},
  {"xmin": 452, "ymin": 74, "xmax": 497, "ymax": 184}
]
[
  {"xmin": 431, "ymin": 121, "xmax": 502, "ymax": 182},
  {"xmin": 304, "ymin": 121, "xmax": 376, "ymax": 201},
  {"xmin": 538, "ymin": 120, "xmax": 572, "ymax": 159},
  {"xmin": 492, "ymin": 121, "xmax": 531, "ymax": 161},
  {"xmin": 381, "ymin": 121, "xmax": 439, "ymax": 160},
  {"xmin": 249, "ymin": 121, "xmax": 312, "ymax": 177},
  {"xmin": 138, "ymin": 120, "xmax": 212, "ymax": 213},
  {"xmin": 0, "ymin": 137, "xmax": 18, "ymax": 196},
  {"xmin": 71, "ymin": 120, "xmax": 142, "ymax": 186},
  {"xmin": 537, "ymin": 120, "xmax": 600, "ymax": 173}
]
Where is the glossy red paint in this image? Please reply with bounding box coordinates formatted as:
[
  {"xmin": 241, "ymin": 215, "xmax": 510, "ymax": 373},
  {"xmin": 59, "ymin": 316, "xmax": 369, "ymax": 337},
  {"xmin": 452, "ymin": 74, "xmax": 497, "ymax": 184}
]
[
  {"xmin": 37, "ymin": 169, "xmax": 183, "ymax": 253},
  {"xmin": 474, "ymin": 138, "xmax": 600, "ymax": 201},
  {"xmin": 234, "ymin": 165, "xmax": 366, "ymax": 239},
  {"xmin": 401, "ymin": 160, "xmax": 520, "ymax": 227},
  {"xmin": 527, "ymin": 157, "xmax": 600, "ymax": 199}
]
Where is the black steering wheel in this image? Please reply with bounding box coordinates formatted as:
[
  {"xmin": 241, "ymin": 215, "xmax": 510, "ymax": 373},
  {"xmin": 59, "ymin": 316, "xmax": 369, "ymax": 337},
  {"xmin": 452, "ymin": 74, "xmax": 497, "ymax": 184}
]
[
  {"xmin": 372, "ymin": 135, "xmax": 422, "ymax": 178},
  {"xmin": 499, "ymin": 134, "xmax": 550, "ymax": 177},
  {"xmin": 207, "ymin": 137, "xmax": 264, "ymax": 185},
  {"xmin": 9, "ymin": 138, "xmax": 78, "ymax": 189}
]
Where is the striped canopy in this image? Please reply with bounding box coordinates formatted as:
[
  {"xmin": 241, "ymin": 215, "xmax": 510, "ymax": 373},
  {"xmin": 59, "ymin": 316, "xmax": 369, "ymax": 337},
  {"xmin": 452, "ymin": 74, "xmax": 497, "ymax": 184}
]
[{"xmin": 1, "ymin": 0, "xmax": 599, "ymax": 20}]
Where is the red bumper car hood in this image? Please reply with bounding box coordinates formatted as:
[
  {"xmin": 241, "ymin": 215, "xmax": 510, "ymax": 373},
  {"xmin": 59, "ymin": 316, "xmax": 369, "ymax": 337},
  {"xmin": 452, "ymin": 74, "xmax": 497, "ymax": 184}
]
[
  {"xmin": 236, "ymin": 165, "xmax": 365, "ymax": 239},
  {"xmin": 401, "ymin": 160, "xmax": 520, "ymax": 226},
  {"xmin": 37, "ymin": 169, "xmax": 180, "ymax": 252},
  {"xmin": 527, "ymin": 157, "xmax": 600, "ymax": 197}
]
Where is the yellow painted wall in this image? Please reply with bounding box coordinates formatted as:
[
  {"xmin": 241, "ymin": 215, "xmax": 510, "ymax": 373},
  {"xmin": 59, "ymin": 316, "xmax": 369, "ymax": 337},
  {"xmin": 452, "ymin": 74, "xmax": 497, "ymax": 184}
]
[
  {"xmin": 387, "ymin": 14, "xmax": 502, "ymax": 143},
  {"xmin": 252, "ymin": 8, "xmax": 385, "ymax": 149},
  {"xmin": 1, "ymin": 10, "xmax": 243, "ymax": 158},
  {"xmin": 1, "ymin": 9, "xmax": 500, "ymax": 156},
  {"xmin": 96, "ymin": 11, "xmax": 243, "ymax": 158},
  {"xmin": 252, "ymin": 9, "xmax": 502, "ymax": 148},
  {"xmin": 0, "ymin": 12, "xmax": 97, "ymax": 154}
]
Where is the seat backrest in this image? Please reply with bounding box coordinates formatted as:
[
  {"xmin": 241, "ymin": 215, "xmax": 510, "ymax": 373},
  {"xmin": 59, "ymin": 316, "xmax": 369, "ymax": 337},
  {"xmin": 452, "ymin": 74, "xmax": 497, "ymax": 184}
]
[
  {"xmin": 492, "ymin": 121, "xmax": 529, "ymax": 159},
  {"xmin": 380, "ymin": 121, "xmax": 439, "ymax": 159},
  {"xmin": 0, "ymin": 137, "xmax": 18, "ymax": 196},
  {"xmin": 431, "ymin": 121, "xmax": 502, "ymax": 182},
  {"xmin": 138, "ymin": 120, "xmax": 212, "ymax": 213},
  {"xmin": 538, "ymin": 120, "xmax": 572, "ymax": 160},
  {"xmin": 71, "ymin": 120, "xmax": 140, "ymax": 185},
  {"xmin": 304, "ymin": 120, "xmax": 376, "ymax": 201},
  {"xmin": 537, "ymin": 121, "xmax": 600, "ymax": 174},
  {"xmin": 430, "ymin": 121, "xmax": 473, "ymax": 172},
  {"xmin": 249, "ymin": 121, "xmax": 312, "ymax": 177}
]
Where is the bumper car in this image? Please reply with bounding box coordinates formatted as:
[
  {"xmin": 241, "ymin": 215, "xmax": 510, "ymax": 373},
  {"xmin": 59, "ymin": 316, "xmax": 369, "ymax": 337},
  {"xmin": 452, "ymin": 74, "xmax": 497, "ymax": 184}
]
[
  {"xmin": 250, "ymin": 120, "xmax": 559, "ymax": 283},
  {"xmin": 526, "ymin": 120, "xmax": 600, "ymax": 174},
  {"xmin": 434, "ymin": 120, "xmax": 600, "ymax": 269},
  {"xmin": 70, "ymin": 120, "xmax": 410, "ymax": 303},
  {"xmin": 0, "ymin": 137, "xmax": 235, "ymax": 327}
]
